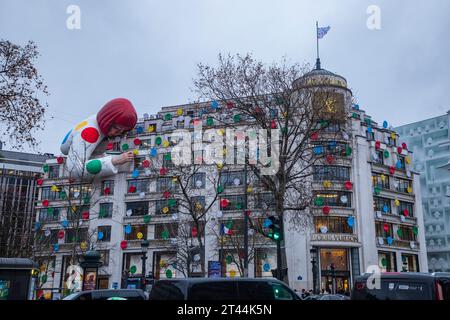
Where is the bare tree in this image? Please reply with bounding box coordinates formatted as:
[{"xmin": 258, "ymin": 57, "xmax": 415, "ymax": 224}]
[
  {"xmin": 0, "ymin": 39, "xmax": 48, "ymax": 149},
  {"xmin": 193, "ymin": 53, "xmax": 349, "ymax": 282}
]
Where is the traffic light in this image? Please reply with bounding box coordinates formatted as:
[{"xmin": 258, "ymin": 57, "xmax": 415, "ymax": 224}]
[{"xmin": 267, "ymin": 216, "xmax": 282, "ymax": 241}]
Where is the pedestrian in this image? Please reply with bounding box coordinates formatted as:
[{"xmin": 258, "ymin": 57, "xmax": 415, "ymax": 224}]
[{"xmin": 60, "ymin": 98, "xmax": 138, "ymax": 180}]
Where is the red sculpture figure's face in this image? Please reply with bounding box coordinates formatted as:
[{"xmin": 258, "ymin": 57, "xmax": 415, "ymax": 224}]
[{"xmin": 107, "ymin": 123, "xmax": 128, "ymax": 137}]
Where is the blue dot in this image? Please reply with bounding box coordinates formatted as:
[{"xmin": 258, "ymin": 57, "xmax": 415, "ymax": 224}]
[{"xmin": 124, "ymin": 224, "xmax": 132, "ymax": 234}]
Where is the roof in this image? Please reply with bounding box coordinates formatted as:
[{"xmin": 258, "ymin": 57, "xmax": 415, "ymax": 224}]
[
  {"xmin": 355, "ymin": 272, "xmax": 449, "ymax": 280},
  {"xmin": 0, "ymin": 257, "xmax": 38, "ymax": 269}
]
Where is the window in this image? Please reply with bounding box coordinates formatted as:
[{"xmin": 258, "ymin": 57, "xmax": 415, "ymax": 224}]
[
  {"xmin": 48, "ymin": 165, "xmax": 59, "ymax": 179},
  {"xmin": 373, "ymin": 150, "xmax": 384, "ymax": 165},
  {"xmin": 163, "ymin": 153, "xmax": 174, "ymax": 168},
  {"xmin": 69, "ymin": 184, "xmax": 92, "ymax": 200},
  {"xmin": 154, "ymin": 223, "xmax": 178, "ymax": 239},
  {"xmin": 139, "ymin": 139, "xmax": 152, "ymax": 149},
  {"xmin": 154, "ymin": 199, "xmax": 178, "ymax": 215},
  {"xmin": 39, "ymin": 208, "xmax": 61, "ymax": 222},
  {"xmin": 98, "ymin": 250, "xmax": 110, "ymax": 267},
  {"xmin": 397, "ymin": 156, "xmax": 406, "ymax": 170},
  {"xmin": 366, "ymin": 130, "xmax": 375, "ymax": 141},
  {"xmin": 313, "ymin": 166, "xmax": 350, "ymax": 181},
  {"xmin": 312, "ymin": 141, "xmax": 349, "ymax": 157},
  {"xmin": 127, "ymin": 179, "xmax": 150, "ymax": 194},
  {"xmin": 398, "ymin": 226, "xmax": 416, "ymax": 242},
  {"xmin": 394, "ymin": 178, "xmax": 412, "ymax": 193},
  {"xmin": 220, "ymin": 171, "xmax": 244, "ymax": 187},
  {"xmin": 219, "ymin": 195, "xmax": 245, "ymax": 211},
  {"xmin": 134, "ymin": 157, "xmax": 146, "ymax": 171},
  {"xmin": 191, "ymin": 196, "xmax": 206, "ymax": 212},
  {"xmin": 126, "ymin": 201, "xmax": 149, "ymax": 216},
  {"xmin": 65, "ymin": 228, "xmax": 88, "ymax": 243},
  {"xmin": 373, "ymin": 196, "xmax": 391, "ymax": 214},
  {"xmin": 378, "ymin": 251, "xmax": 397, "ymax": 272},
  {"xmin": 99, "ymin": 203, "xmax": 113, "ymax": 218},
  {"xmin": 97, "ymin": 226, "xmax": 111, "ymax": 242},
  {"xmin": 101, "ymin": 180, "xmax": 114, "ymax": 196},
  {"xmin": 388, "ymin": 137, "xmax": 397, "ymax": 147},
  {"xmin": 41, "ymin": 187, "xmax": 62, "ymax": 200},
  {"xmin": 372, "ymin": 172, "xmax": 390, "ymax": 189},
  {"xmin": 67, "ymin": 205, "xmax": 90, "ymax": 221},
  {"xmin": 191, "ymin": 172, "xmax": 206, "ymax": 189},
  {"xmin": 36, "ymin": 230, "xmax": 58, "ymax": 244},
  {"xmin": 314, "ymin": 216, "xmax": 353, "ymax": 234},
  {"xmin": 314, "ymin": 191, "xmax": 352, "ymax": 207},
  {"xmin": 398, "ymin": 201, "xmax": 414, "ymax": 217},
  {"xmin": 375, "ymin": 222, "xmax": 393, "ymax": 238},
  {"xmin": 220, "ymin": 219, "xmax": 245, "ymax": 235},
  {"xmin": 124, "ymin": 225, "xmax": 147, "ymax": 240},
  {"xmin": 255, "ymin": 193, "xmax": 276, "ymax": 209},
  {"xmin": 156, "ymin": 177, "xmax": 178, "ymax": 192},
  {"xmin": 401, "ymin": 254, "xmax": 419, "ymax": 272}
]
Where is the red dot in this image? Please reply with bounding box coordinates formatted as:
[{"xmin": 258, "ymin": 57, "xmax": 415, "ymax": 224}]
[{"xmin": 81, "ymin": 127, "xmax": 100, "ymax": 144}]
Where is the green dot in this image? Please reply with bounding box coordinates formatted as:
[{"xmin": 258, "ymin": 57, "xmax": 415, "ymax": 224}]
[
  {"xmin": 164, "ymin": 114, "xmax": 172, "ymax": 121},
  {"xmin": 130, "ymin": 266, "xmax": 137, "ymax": 274},
  {"xmin": 43, "ymin": 164, "xmax": 49, "ymax": 173},
  {"xmin": 168, "ymin": 199, "xmax": 176, "ymax": 208},
  {"xmin": 384, "ymin": 150, "xmax": 390, "ymax": 158},
  {"xmin": 217, "ymin": 185, "xmax": 224, "ymax": 193},
  {"xmin": 207, "ymin": 117, "xmax": 214, "ymax": 126},
  {"xmin": 143, "ymin": 215, "xmax": 151, "ymax": 223},
  {"xmin": 122, "ymin": 143, "xmax": 129, "ymax": 151},
  {"xmin": 165, "ymin": 269, "xmax": 173, "ymax": 278},
  {"xmin": 346, "ymin": 146, "xmax": 352, "ymax": 156},
  {"xmin": 226, "ymin": 255, "xmax": 233, "ymax": 264},
  {"xmin": 86, "ymin": 159, "xmax": 102, "ymax": 174},
  {"xmin": 233, "ymin": 114, "xmax": 241, "ymax": 122},
  {"xmin": 155, "ymin": 137, "xmax": 162, "ymax": 145}
]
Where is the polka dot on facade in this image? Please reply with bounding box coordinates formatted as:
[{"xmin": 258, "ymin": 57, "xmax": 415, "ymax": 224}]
[
  {"xmin": 81, "ymin": 127, "xmax": 100, "ymax": 144},
  {"xmin": 86, "ymin": 159, "xmax": 102, "ymax": 174}
]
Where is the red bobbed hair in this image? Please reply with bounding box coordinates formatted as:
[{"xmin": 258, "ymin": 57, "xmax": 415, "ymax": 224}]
[{"xmin": 97, "ymin": 98, "xmax": 137, "ymax": 135}]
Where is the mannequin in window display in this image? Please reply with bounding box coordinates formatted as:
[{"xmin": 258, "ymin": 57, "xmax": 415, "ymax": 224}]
[{"xmin": 60, "ymin": 98, "xmax": 137, "ymax": 180}]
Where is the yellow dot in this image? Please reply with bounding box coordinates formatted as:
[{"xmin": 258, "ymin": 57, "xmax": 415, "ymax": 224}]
[
  {"xmin": 229, "ymin": 270, "xmax": 236, "ymax": 278},
  {"xmin": 148, "ymin": 126, "xmax": 155, "ymax": 133},
  {"xmin": 162, "ymin": 207, "xmax": 169, "ymax": 214},
  {"xmin": 163, "ymin": 141, "xmax": 170, "ymax": 148},
  {"xmin": 177, "ymin": 108, "xmax": 183, "ymax": 116},
  {"xmin": 137, "ymin": 232, "xmax": 143, "ymax": 240},
  {"xmin": 133, "ymin": 149, "xmax": 139, "ymax": 155},
  {"xmin": 75, "ymin": 120, "xmax": 88, "ymax": 131}
]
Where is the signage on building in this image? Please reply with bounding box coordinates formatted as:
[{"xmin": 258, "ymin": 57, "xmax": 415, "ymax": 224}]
[
  {"xmin": 208, "ymin": 261, "xmax": 222, "ymax": 278},
  {"xmin": 311, "ymin": 233, "xmax": 358, "ymax": 242}
]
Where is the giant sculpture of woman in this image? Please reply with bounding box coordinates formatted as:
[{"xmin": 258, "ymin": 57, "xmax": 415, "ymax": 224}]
[{"xmin": 60, "ymin": 98, "xmax": 137, "ymax": 179}]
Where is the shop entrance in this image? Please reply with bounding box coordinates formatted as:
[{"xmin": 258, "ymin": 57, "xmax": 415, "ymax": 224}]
[{"xmin": 319, "ymin": 248, "xmax": 351, "ymax": 295}]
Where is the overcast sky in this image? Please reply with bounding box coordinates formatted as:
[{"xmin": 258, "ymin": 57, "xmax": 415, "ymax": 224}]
[{"xmin": 1, "ymin": 0, "xmax": 449, "ymax": 154}]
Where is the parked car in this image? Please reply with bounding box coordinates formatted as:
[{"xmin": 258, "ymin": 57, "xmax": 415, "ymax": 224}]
[
  {"xmin": 351, "ymin": 272, "xmax": 450, "ymax": 300},
  {"xmin": 301, "ymin": 294, "xmax": 321, "ymax": 300},
  {"xmin": 318, "ymin": 294, "xmax": 349, "ymax": 300},
  {"xmin": 149, "ymin": 278, "xmax": 301, "ymax": 300},
  {"xmin": 62, "ymin": 289, "xmax": 147, "ymax": 300}
]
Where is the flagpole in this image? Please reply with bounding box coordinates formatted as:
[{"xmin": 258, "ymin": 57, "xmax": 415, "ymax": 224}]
[{"xmin": 316, "ymin": 21, "xmax": 320, "ymax": 69}]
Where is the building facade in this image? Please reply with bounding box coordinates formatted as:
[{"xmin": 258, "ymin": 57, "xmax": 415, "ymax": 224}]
[
  {"xmin": 0, "ymin": 145, "xmax": 51, "ymax": 257},
  {"xmin": 395, "ymin": 111, "xmax": 450, "ymax": 272},
  {"xmin": 34, "ymin": 65, "xmax": 428, "ymax": 297}
]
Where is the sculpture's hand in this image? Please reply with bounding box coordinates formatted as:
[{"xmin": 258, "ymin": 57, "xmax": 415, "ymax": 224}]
[{"xmin": 112, "ymin": 151, "xmax": 135, "ymax": 166}]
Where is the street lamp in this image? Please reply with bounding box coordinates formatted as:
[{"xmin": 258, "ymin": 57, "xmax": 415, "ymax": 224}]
[
  {"xmin": 310, "ymin": 248, "xmax": 318, "ymax": 294},
  {"xmin": 140, "ymin": 239, "xmax": 149, "ymax": 289}
]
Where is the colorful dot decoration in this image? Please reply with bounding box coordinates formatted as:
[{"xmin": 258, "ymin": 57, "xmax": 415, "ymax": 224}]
[
  {"xmin": 81, "ymin": 127, "xmax": 100, "ymax": 144},
  {"xmin": 122, "ymin": 143, "xmax": 129, "ymax": 151},
  {"xmin": 86, "ymin": 159, "xmax": 102, "ymax": 174}
]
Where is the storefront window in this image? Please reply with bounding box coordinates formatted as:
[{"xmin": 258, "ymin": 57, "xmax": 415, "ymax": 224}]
[
  {"xmin": 378, "ymin": 251, "xmax": 397, "ymax": 272},
  {"xmin": 254, "ymin": 249, "xmax": 276, "ymax": 278},
  {"xmin": 154, "ymin": 251, "xmax": 177, "ymax": 279},
  {"xmin": 401, "ymin": 254, "xmax": 419, "ymax": 272},
  {"xmin": 319, "ymin": 248, "xmax": 351, "ymax": 295}
]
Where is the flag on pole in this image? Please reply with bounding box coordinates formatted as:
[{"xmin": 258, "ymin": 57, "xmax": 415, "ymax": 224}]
[{"xmin": 317, "ymin": 26, "xmax": 331, "ymax": 39}]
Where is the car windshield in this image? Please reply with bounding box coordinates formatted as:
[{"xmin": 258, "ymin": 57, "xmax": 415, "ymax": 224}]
[{"xmin": 62, "ymin": 292, "xmax": 80, "ymax": 300}]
